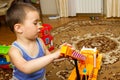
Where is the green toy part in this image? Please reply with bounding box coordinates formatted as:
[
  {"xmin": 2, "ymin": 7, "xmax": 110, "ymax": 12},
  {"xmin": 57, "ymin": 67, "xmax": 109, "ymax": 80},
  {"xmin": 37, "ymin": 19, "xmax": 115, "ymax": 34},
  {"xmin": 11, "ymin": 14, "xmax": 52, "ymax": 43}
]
[{"xmin": 0, "ymin": 45, "xmax": 10, "ymax": 55}]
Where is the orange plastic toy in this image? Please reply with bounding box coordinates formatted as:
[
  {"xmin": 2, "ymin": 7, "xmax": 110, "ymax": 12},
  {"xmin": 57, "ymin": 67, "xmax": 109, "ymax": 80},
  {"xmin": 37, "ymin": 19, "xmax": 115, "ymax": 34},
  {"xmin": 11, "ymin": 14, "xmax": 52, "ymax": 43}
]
[{"xmin": 60, "ymin": 45, "xmax": 102, "ymax": 80}]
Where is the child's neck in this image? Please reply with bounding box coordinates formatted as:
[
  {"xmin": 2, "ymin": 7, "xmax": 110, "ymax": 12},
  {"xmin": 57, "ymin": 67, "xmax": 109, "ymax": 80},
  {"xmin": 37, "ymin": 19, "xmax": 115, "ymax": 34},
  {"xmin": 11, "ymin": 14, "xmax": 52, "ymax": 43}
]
[
  {"xmin": 17, "ymin": 38, "xmax": 38, "ymax": 57},
  {"xmin": 17, "ymin": 37, "xmax": 36, "ymax": 45}
]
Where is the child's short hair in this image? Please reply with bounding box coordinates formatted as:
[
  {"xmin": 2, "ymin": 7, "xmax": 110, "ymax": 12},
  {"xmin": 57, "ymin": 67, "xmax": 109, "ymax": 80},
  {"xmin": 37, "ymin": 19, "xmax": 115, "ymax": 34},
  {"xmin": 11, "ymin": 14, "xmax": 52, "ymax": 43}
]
[{"xmin": 6, "ymin": 2, "xmax": 38, "ymax": 32}]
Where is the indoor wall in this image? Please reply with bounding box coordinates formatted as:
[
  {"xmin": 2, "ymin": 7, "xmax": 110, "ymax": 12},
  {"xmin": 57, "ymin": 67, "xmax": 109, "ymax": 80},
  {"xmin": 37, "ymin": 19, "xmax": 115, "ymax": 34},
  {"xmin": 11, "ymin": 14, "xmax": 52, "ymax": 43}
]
[{"xmin": 40, "ymin": 0, "xmax": 105, "ymax": 16}]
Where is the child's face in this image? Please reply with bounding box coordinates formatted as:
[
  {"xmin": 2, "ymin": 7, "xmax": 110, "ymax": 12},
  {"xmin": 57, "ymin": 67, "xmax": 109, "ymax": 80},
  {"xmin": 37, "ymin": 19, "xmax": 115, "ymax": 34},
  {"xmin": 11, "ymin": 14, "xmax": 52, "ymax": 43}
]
[{"xmin": 21, "ymin": 11, "xmax": 40, "ymax": 40}]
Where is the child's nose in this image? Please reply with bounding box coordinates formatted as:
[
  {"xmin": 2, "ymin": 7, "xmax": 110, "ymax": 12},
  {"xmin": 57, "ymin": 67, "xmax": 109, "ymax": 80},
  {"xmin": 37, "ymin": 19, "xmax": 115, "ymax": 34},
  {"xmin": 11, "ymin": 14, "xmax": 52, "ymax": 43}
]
[{"xmin": 38, "ymin": 25, "xmax": 43, "ymax": 29}]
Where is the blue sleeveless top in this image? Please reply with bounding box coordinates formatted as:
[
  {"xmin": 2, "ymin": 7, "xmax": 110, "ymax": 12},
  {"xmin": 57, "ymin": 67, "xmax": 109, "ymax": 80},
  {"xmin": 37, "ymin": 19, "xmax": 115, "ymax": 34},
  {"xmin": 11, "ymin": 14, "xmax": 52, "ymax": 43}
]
[{"xmin": 12, "ymin": 38, "xmax": 45, "ymax": 80}]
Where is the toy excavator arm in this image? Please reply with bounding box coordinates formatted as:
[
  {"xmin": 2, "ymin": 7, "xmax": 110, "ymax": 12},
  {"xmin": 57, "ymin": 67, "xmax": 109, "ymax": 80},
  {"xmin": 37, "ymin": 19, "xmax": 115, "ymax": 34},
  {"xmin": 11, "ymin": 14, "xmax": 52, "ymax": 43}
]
[{"xmin": 60, "ymin": 45, "xmax": 86, "ymax": 61}]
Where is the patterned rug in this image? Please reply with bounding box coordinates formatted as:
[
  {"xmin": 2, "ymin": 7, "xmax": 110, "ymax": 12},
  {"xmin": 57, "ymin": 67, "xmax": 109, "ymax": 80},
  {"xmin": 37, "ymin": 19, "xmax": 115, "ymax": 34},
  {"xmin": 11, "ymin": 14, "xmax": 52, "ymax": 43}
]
[
  {"xmin": 46, "ymin": 19, "xmax": 120, "ymax": 80},
  {"xmin": 0, "ymin": 19, "xmax": 120, "ymax": 80}
]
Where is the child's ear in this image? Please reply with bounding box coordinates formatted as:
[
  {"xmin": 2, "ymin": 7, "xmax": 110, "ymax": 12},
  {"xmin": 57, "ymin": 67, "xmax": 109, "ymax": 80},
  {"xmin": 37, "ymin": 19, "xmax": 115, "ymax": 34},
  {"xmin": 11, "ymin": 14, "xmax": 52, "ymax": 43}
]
[{"xmin": 14, "ymin": 23, "xmax": 23, "ymax": 33}]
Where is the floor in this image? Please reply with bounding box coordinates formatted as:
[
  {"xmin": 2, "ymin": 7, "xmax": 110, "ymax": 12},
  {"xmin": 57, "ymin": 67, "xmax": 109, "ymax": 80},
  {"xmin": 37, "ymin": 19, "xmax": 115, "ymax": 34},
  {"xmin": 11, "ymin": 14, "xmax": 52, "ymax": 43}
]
[{"xmin": 48, "ymin": 18, "xmax": 120, "ymax": 80}]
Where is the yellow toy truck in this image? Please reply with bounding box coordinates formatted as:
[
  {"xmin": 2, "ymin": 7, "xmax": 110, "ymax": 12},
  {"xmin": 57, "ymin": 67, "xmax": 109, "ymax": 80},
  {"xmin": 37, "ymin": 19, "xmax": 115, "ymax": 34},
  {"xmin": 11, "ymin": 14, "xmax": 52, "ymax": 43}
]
[{"xmin": 60, "ymin": 45, "xmax": 102, "ymax": 80}]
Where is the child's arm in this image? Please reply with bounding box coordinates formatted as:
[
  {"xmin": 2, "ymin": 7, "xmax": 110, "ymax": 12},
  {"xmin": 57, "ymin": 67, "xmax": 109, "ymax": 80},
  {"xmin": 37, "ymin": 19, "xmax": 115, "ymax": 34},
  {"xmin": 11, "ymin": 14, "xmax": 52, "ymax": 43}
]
[{"xmin": 8, "ymin": 46, "xmax": 60, "ymax": 74}]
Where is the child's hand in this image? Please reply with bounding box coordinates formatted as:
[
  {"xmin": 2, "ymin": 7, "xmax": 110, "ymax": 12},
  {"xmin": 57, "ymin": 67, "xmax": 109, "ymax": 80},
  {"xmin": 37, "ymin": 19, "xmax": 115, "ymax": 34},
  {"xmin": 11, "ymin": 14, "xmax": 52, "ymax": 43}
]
[{"xmin": 53, "ymin": 49, "xmax": 61, "ymax": 59}]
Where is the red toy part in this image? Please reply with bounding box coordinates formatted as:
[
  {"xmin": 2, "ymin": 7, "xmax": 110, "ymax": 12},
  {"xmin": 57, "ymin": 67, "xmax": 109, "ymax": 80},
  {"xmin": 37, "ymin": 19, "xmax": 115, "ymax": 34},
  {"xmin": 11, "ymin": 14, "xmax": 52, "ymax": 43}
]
[
  {"xmin": 40, "ymin": 24, "xmax": 52, "ymax": 37},
  {"xmin": 39, "ymin": 24, "xmax": 54, "ymax": 51},
  {"xmin": 0, "ymin": 64, "xmax": 10, "ymax": 69},
  {"xmin": 49, "ymin": 45, "xmax": 54, "ymax": 51},
  {"xmin": 41, "ymin": 35, "xmax": 53, "ymax": 45}
]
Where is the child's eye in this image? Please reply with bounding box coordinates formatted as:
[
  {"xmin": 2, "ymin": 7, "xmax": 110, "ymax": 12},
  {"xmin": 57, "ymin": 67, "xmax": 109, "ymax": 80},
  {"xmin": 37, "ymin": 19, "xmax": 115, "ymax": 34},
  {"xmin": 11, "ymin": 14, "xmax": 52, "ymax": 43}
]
[{"xmin": 34, "ymin": 22, "xmax": 37, "ymax": 25}]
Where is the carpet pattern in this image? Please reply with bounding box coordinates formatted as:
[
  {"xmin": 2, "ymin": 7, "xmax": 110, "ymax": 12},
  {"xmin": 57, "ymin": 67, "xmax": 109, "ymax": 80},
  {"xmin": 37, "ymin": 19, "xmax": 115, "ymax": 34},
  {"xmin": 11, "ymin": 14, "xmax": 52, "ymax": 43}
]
[
  {"xmin": 0, "ymin": 68, "xmax": 12, "ymax": 80},
  {"xmin": 46, "ymin": 19, "xmax": 120, "ymax": 80},
  {"xmin": 0, "ymin": 19, "xmax": 120, "ymax": 80}
]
